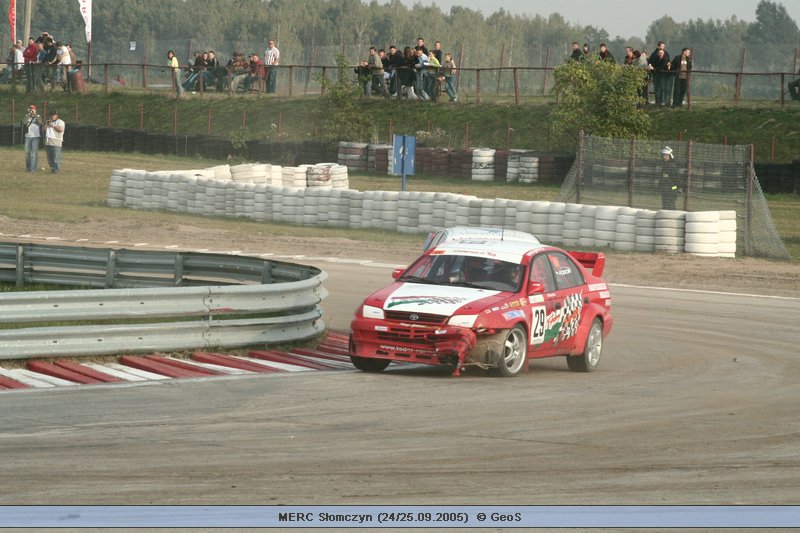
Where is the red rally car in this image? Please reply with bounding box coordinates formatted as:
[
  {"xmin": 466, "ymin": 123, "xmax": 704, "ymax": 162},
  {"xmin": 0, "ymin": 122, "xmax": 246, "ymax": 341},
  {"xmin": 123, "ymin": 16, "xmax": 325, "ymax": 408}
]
[{"xmin": 349, "ymin": 239, "xmax": 613, "ymax": 377}]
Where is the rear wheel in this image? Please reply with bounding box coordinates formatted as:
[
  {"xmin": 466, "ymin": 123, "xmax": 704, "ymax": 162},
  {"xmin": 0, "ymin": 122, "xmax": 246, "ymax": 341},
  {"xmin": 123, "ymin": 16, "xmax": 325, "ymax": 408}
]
[
  {"xmin": 494, "ymin": 325, "xmax": 528, "ymax": 377},
  {"xmin": 350, "ymin": 355, "xmax": 391, "ymax": 373},
  {"xmin": 567, "ymin": 318, "xmax": 603, "ymax": 372}
]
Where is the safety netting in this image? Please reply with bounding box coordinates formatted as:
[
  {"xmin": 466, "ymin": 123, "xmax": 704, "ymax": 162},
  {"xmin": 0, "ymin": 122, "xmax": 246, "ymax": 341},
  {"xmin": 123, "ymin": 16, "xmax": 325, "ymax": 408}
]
[{"xmin": 554, "ymin": 133, "xmax": 789, "ymax": 259}]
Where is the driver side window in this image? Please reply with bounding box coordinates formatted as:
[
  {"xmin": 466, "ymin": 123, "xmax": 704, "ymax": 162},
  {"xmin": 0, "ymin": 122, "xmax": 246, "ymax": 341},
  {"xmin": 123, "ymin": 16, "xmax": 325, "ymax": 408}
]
[{"xmin": 530, "ymin": 254, "xmax": 556, "ymax": 292}]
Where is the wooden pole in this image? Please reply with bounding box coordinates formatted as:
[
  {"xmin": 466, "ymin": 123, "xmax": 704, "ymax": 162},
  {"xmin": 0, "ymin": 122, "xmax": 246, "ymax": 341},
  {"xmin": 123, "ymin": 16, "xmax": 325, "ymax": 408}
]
[
  {"xmin": 207, "ymin": 107, "xmax": 212, "ymax": 136},
  {"xmin": 139, "ymin": 104, "xmax": 144, "ymax": 129},
  {"xmin": 464, "ymin": 123, "xmax": 469, "ymax": 150},
  {"xmin": 541, "ymin": 47, "xmax": 551, "ymax": 97},
  {"xmin": 628, "ymin": 135, "xmax": 636, "ymax": 207},
  {"xmin": 173, "ymin": 106, "xmax": 177, "ymax": 136},
  {"xmin": 476, "ymin": 69, "xmax": 481, "ymax": 104},
  {"xmin": 745, "ymin": 144, "xmax": 754, "ymax": 255},
  {"xmin": 514, "ymin": 68, "xmax": 520, "ymax": 105},
  {"xmin": 106, "ymin": 103, "xmax": 111, "ymax": 127},
  {"xmin": 496, "ymin": 44, "xmax": 504, "ymax": 94}
]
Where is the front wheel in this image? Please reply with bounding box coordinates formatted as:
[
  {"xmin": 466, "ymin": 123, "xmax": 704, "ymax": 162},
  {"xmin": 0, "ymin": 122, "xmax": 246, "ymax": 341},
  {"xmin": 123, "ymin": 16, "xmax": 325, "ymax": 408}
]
[
  {"xmin": 493, "ymin": 325, "xmax": 528, "ymax": 377},
  {"xmin": 567, "ymin": 318, "xmax": 603, "ymax": 372},
  {"xmin": 350, "ymin": 355, "xmax": 391, "ymax": 373}
]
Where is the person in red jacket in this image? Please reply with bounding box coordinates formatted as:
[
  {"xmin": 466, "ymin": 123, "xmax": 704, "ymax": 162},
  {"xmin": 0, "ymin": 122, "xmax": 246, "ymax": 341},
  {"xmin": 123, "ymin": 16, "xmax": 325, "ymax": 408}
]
[{"xmin": 22, "ymin": 37, "xmax": 39, "ymax": 94}]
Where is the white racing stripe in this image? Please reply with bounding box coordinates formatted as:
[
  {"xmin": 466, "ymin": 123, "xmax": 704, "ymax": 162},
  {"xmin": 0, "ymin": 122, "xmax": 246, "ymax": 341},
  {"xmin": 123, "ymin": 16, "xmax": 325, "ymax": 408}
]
[
  {"xmin": 164, "ymin": 357, "xmax": 253, "ymax": 375},
  {"xmin": 610, "ymin": 283, "xmax": 800, "ymax": 301},
  {"xmin": 83, "ymin": 362, "xmax": 150, "ymax": 382},
  {"xmin": 101, "ymin": 362, "xmax": 170, "ymax": 380},
  {"xmin": 236, "ymin": 355, "xmax": 313, "ymax": 372},
  {"xmin": 0, "ymin": 368, "xmax": 57, "ymax": 388},
  {"xmin": 3, "ymin": 368, "xmax": 76, "ymax": 387}
]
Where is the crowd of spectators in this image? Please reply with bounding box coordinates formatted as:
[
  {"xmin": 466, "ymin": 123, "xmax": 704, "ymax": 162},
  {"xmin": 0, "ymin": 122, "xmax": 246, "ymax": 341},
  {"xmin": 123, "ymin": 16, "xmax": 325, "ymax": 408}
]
[
  {"xmin": 1, "ymin": 32, "xmax": 81, "ymax": 94},
  {"xmin": 170, "ymin": 39, "xmax": 280, "ymax": 95},
  {"xmin": 356, "ymin": 38, "xmax": 459, "ymax": 102},
  {"xmin": 569, "ymin": 40, "xmax": 693, "ymax": 108}
]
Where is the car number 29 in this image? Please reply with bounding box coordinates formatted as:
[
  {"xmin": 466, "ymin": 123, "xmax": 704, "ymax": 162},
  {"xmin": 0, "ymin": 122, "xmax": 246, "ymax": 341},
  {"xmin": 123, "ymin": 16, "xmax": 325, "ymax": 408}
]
[{"xmin": 530, "ymin": 305, "xmax": 546, "ymax": 345}]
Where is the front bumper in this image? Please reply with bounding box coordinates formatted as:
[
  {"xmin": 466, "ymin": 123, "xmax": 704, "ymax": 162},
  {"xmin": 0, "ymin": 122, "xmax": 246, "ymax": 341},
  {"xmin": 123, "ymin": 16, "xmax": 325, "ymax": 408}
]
[{"xmin": 350, "ymin": 317, "xmax": 478, "ymax": 374}]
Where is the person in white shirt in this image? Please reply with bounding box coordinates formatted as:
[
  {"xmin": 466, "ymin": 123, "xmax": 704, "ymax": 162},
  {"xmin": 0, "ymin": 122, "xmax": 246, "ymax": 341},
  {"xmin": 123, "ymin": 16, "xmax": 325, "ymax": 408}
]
[
  {"xmin": 264, "ymin": 39, "xmax": 280, "ymax": 93},
  {"xmin": 57, "ymin": 42, "xmax": 72, "ymax": 93},
  {"xmin": 43, "ymin": 110, "xmax": 65, "ymax": 173}
]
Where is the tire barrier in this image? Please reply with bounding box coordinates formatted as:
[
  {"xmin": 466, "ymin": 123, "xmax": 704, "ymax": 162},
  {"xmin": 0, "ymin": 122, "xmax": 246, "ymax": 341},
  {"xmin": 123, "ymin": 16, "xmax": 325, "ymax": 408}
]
[
  {"xmin": 108, "ymin": 165, "xmax": 739, "ymax": 257},
  {"xmin": 471, "ymin": 148, "xmax": 495, "ymax": 182}
]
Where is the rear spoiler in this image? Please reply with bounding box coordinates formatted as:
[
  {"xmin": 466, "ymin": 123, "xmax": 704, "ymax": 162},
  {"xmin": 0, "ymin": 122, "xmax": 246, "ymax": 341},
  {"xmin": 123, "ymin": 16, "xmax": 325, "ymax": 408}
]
[{"xmin": 567, "ymin": 251, "xmax": 606, "ymax": 277}]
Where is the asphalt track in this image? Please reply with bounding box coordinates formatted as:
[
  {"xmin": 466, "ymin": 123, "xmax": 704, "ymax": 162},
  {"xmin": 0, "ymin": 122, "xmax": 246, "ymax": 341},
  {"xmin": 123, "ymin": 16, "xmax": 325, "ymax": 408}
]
[{"xmin": 0, "ymin": 260, "xmax": 798, "ymax": 505}]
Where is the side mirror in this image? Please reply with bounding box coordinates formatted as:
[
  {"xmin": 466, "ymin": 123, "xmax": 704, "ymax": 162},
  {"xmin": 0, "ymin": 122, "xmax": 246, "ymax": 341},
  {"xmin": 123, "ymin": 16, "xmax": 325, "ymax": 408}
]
[
  {"xmin": 527, "ymin": 280, "xmax": 545, "ymax": 295},
  {"xmin": 391, "ymin": 268, "xmax": 405, "ymax": 280}
]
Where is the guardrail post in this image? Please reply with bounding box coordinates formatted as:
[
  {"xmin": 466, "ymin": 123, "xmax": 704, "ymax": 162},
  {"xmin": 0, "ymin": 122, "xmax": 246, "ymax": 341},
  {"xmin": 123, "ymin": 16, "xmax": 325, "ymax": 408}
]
[
  {"xmin": 174, "ymin": 253, "xmax": 184, "ymax": 285},
  {"xmin": 16, "ymin": 244, "xmax": 24, "ymax": 288},
  {"xmin": 105, "ymin": 250, "xmax": 117, "ymax": 288},
  {"xmin": 261, "ymin": 261, "xmax": 274, "ymax": 283}
]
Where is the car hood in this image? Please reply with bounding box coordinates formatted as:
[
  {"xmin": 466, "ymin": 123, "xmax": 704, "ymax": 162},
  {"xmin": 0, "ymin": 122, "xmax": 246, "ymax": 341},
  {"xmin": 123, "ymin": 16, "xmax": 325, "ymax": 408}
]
[{"xmin": 369, "ymin": 282, "xmax": 503, "ymax": 316}]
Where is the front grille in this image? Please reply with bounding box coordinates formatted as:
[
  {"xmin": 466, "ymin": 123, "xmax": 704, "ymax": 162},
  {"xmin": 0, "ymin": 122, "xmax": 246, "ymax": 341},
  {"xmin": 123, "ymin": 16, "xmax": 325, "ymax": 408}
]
[
  {"xmin": 376, "ymin": 327, "xmax": 434, "ymax": 345},
  {"xmin": 384, "ymin": 310, "xmax": 447, "ymax": 325}
]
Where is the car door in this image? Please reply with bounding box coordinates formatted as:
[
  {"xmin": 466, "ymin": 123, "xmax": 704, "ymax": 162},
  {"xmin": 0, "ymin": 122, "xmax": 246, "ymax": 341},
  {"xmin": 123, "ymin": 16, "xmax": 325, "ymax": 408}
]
[
  {"xmin": 544, "ymin": 251, "xmax": 587, "ymax": 354},
  {"xmin": 526, "ymin": 252, "xmax": 560, "ymax": 357}
]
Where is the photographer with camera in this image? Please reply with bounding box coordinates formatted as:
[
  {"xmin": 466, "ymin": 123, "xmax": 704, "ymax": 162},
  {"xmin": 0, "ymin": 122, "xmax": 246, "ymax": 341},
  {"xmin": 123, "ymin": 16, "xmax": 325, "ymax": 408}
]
[
  {"xmin": 43, "ymin": 109, "xmax": 65, "ymax": 173},
  {"xmin": 22, "ymin": 105, "xmax": 43, "ymax": 172}
]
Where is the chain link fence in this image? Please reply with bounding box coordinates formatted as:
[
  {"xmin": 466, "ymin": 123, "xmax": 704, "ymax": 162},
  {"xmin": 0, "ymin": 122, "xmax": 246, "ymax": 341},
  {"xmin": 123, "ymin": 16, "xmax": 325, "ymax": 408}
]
[{"xmin": 554, "ymin": 133, "xmax": 790, "ymax": 259}]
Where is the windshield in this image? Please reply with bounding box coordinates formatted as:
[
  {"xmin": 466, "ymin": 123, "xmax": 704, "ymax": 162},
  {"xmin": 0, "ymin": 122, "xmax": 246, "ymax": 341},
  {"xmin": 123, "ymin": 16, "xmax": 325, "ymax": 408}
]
[{"xmin": 399, "ymin": 254, "xmax": 525, "ymax": 292}]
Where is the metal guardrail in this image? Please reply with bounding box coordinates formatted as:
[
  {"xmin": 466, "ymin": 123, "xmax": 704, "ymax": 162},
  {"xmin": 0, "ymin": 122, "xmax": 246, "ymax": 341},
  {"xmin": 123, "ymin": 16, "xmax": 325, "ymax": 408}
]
[{"xmin": 0, "ymin": 242, "xmax": 328, "ymax": 360}]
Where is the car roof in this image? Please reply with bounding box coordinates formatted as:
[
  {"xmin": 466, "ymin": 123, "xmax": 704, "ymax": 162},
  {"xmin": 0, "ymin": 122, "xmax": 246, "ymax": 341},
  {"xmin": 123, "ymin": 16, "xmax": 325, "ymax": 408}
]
[
  {"xmin": 430, "ymin": 239, "xmax": 547, "ymax": 264},
  {"xmin": 436, "ymin": 226, "xmax": 539, "ymax": 242}
]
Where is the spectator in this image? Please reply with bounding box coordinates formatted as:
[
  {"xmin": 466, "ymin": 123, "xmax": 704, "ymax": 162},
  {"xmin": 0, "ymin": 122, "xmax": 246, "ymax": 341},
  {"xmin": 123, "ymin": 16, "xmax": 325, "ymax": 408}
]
[
  {"xmin": 243, "ymin": 53, "xmax": 264, "ymax": 92},
  {"xmin": 415, "ymin": 37, "xmax": 428, "ymax": 56},
  {"xmin": 442, "ymin": 51, "xmax": 458, "ymax": 102},
  {"xmin": 414, "ymin": 47, "xmax": 431, "ymax": 100},
  {"xmin": 183, "ymin": 51, "xmax": 207, "ymax": 91},
  {"xmin": 13, "ymin": 41, "xmax": 24, "ymax": 82},
  {"xmin": 432, "ymin": 41, "xmax": 443, "ymax": 63},
  {"xmin": 649, "ymin": 41, "xmax": 672, "ymax": 106},
  {"xmin": 649, "ymin": 47, "xmax": 671, "ymax": 106},
  {"xmin": 623, "ymin": 46, "xmax": 635, "ymax": 66},
  {"xmin": 22, "ymin": 104, "xmax": 43, "ymax": 172},
  {"xmin": 43, "ymin": 109, "xmax": 65, "ymax": 174},
  {"xmin": 23, "ymin": 37, "xmax": 38, "ymax": 93},
  {"xmin": 788, "ymin": 67, "xmax": 800, "ymax": 101},
  {"xmin": 398, "ymin": 46, "xmax": 417, "ymax": 99},
  {"xmin": 0, "ymin": 44, "xmax": 15, "ymax": 83},
  {"xmin": 387, "ymin": 45, "xmax": 403, "ymax": 96},
  {"xmin": 228, "ymin": 52, "xmax": 250, "ymax": 92},
  {"xmin": 166, "ymin": 49, "xmax": 184, "ymax": 95},
  {"xmin": 634, "ymin": 50, "xmax": 649, "ymax": 104},
  {"xmin": 426, "ymin": 49, "xmax": 441, "ymax": 102},
  {"xmin": 34, "ymin": 41, "xmax": 47, "ymax": 93},
  {"xmin": 569, "ymin": 41, "xmax": 582, "ymax": 62},
  {"xmin": 264, "ymin": 39, "xmax": 280, "ymax": 93},
  {"xmin": 56, "ymin": 41, "xmax": 71, "ymax": 93},
  {"xmin": 43, "ymin": 37, "xmax": 60, "ymax": 91},
  {"xmin": 367, "ymin": 46, "xmax": 389, "ymax": 97},
  {"xmin": 598, "ymin": 43, "xmax": 615, "ymax": 62},
  {"xmin": 582, "ymin": 43, "xmax": 591, "ymax": 60},
  {"xmin": 354, "ymin": 59, "xmax": 370, "ymax": 96},
  {"xmin": 671, "ymin": 47, "xmax": 692, "ymax": 108}
]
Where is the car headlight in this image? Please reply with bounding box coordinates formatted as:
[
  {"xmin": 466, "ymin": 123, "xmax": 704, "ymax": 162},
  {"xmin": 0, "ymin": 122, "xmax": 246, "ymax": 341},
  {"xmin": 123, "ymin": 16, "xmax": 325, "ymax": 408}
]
[
  {"xmin": 448, "ymin": 315, "xmax": 478, "ymax": 328},
  {"xmin": 362, "ymin": 305, "xmax": 385, "ymax": 320}
]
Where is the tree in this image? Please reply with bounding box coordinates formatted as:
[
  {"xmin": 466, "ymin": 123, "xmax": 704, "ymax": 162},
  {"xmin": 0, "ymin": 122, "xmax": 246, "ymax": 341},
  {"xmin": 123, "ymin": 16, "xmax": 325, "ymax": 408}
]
[
  {"xmin": 551, "ymin": 59, "xmax": 650, "ymax": 147},
  {"xmin": 314, "ymin": 54, "xmax": 372, "ymax": 143}
]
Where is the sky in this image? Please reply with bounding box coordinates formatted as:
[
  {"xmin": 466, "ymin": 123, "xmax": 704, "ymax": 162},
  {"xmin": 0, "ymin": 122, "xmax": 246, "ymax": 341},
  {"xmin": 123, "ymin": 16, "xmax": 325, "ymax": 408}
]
[{"xmin": 411, "ymin": 0, "xmax": 800, "ymax": 39}]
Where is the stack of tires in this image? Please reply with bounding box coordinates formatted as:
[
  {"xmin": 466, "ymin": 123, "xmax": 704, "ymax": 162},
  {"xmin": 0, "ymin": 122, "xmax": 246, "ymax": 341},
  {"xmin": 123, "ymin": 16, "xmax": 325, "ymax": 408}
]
[
  {"xmin": 634, "ymin": 210, "xmax": 657, "ymax": 252},
  {"xmin": 471, "ymin": 148, "xmax": 495, "ymax": 181},
  {"xmin": 684, "ymin": 211, "xmax": 722, "ymax": 257},
  {"xmin": 593, "ymin": 206, "xmax": 620, "ymax": 248},
  {"xmin": 654, "ymin": 210, "xmax": 686, "ymax": 254},
  {"xmin": 367, "ymin": 143, "xmax": 392, "ymax": 173},
  {"xmin": 374, "ymin": 147, "xmax": 391, "ymax": 174},
  {"xmin": 430, "ymin": 149, "xmax": 450, "ymax": 176},
  {"xmin": 337, "ymin": 141, "xmax": 368, "ymax": 171},
  {"xmin": 107, "ymin": 169, "xmax": 129, "ymax": 207},
  {"xmin": 561, "ymin": 203, "xmax": 582, "ymax": 246},
  {"xmin": 518, "ymin": 152, "xmax": 540, "ymax": 184},
  {"xmin": 613, "ymin": 207, "xmax": 639, "ymax": 252},
  {"xmin": 546, "ymin": 202, "xmax": 566, "ymax": 244}
]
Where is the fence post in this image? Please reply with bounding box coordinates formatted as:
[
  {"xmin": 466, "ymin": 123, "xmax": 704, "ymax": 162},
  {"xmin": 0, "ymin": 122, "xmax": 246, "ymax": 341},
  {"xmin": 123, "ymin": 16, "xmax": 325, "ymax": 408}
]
[
  {"xmin": 514, "ymin": 68, "xmax": 520, "ymax": 105},
  {"xmin": 464, "ymin": 122, "xmax": 470, "ymax": 150},
  {"xmin": 289, "ymin": 65, "xmax": 294, "ymax": 96},
  {"xmin": 496, "ymin": 44, "xmax": 504, "ymax": 94},
  {"xmin": 745, "ymin": 144, "xmax": 754, "ymax": 255},
  {"xmin": 687, "ymin": 71, "xmax": 692, "ymax": 110},
  {"xmin": 476, "ymin": 69, "xmax": 481, "ymax": 104},
  {"xmin": 541, "ymin": 47, "xmax": 551, "ymax": 97},
  {"xmin": 75, "ymin": 101, "xmax": 79, "ymax": 123},
  {"xmin": 387, "ymin": 116, "xmax": 393, "ymax": 144},
  {"xmin": 173, "ymin": 106, "xmax": 177, "ymax": 136},
  {"xmin": 685, "ymin": 140, "xmax": 693, "ymax": 212},
  {"xmin": 321, "ymin": 67, "xmax": 327, "ymax": 95},
  {"xmin": 103, "ymin": 64, "xmax": 109, "ymax": 96},
  {"xmin": 242, "ymin": 109, "xmax": 246, "ymax": 129},
  {"xmin": 770, "ymin": 135, "xmax": 776, "ymax": 161},
  {"xmin": 734, "ymin": 48, "xmax": 745, "ymax": 106},
  {"xmin": 139, "ymin": 104, "xmax": 144, "ymax": 129},
  {"xmin": 207, "ymin": 107, "xmax": 212, "ymax": 136},
  {"xmin": 142, "ymin": 63, "xmax": 147, "ymax": 94},
  {"xmin": 628, "ymin": 135, "xmax": 636, "ymax": 207},
  {"xmin": 278, "ymin": 112, "xmax": 282, "ymax": 138},
  {"xmin": 780, "ymin": 73, "xmax": 785, "ymax": 107},
  {"xmin": 106, "ymin": 103, "xmax": 111, "ymax": 128},
  {"xmin": 576, "ymin": 130, "xmax": 584, "ymax": 204}
]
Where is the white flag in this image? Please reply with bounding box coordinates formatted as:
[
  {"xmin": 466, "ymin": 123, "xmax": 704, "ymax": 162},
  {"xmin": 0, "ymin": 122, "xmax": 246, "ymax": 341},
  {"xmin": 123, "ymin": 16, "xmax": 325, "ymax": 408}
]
[{"xmin": 78, "ymin": 0, "xmax": 91, "ymax": 42}]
